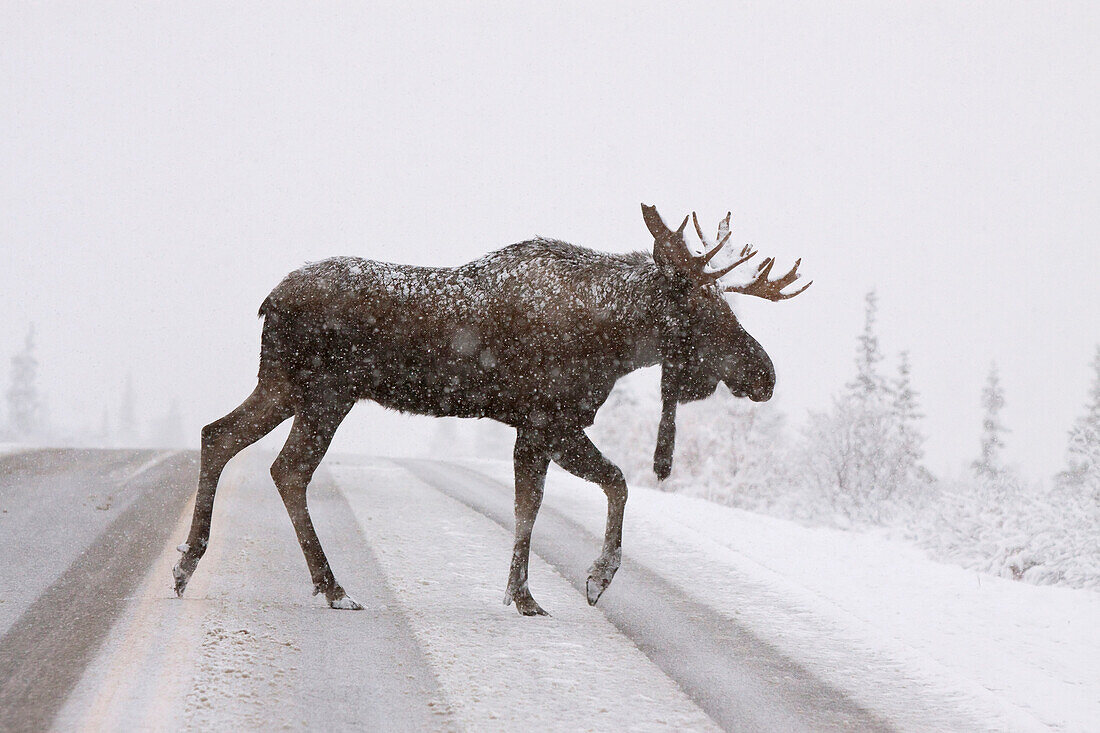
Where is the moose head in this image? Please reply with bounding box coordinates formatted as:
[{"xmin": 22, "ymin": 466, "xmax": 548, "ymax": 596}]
[{"xmin": 641, "ymin": 203, "xmax": 810, "ymax": 479}]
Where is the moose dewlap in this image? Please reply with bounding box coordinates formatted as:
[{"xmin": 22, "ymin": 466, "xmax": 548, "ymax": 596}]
[{"xmin": 172, "ymin": 204, "xmax": 809, "ymax": 616}]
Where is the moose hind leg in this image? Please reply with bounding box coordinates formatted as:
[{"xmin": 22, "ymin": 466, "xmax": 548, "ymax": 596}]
[
  {"xmin": 174, "ymin": 385, "xmax": 292, "ymax": 597},
  {"xmin": 552, "ymin": 431, "xmax": 627, "ymax": 606},
  {"xmin": 270, "ymin": 401, "xmax": 360, "ymax": 610},
  {"xmin": 505, "ymin": 429, "xmax": 552, "ymax": 616}
]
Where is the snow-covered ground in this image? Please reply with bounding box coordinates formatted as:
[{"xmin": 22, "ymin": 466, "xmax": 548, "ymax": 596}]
[
  {"xmin": 464, "ymin": 458, "xmax": 1100, "ymax": 732},
  {"xmin": 29, "ymin": 450, "xmax": 1098, "ymax": 731}
]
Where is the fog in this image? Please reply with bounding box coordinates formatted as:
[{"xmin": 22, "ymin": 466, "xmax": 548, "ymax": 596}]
[{"xmin": 2, "ymin": 2, "xmax": 1097, "ymax": 478}]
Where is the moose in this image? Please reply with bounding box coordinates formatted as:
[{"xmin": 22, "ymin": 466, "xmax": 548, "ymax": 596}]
[{"xmin": 173, "ymin": 204, "xmax": 809, "ymax": 615}]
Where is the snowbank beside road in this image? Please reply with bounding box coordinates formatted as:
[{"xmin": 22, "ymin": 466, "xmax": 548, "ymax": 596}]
[{"xmin": 463, "ymin": 459, "xmax": 1100, "ymax": 732}]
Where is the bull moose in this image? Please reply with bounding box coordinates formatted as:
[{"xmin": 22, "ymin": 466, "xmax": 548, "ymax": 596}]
[{"xmin": 172, "ymin": 204, "xmax": 809, "ymax": 615}]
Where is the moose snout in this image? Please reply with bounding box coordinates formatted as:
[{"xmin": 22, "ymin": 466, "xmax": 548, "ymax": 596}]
[
  {"xmin": 723, "ymin": 344, "xmax": 775, "ymax": 402},
  {"xmin": 748, "ymin": 367, "xmax": 774, "ymax": 402},
  {"xmin": 750, "ymin": 352, "xmax": 776, "ymax": 401},
  {"xmin": 723, "ymin": 370, "xmax": 773, "ymax": 402}
]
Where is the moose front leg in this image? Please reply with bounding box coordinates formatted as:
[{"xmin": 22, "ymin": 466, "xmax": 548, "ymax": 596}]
[
  {"xmin": 653, "ymin": 395, "xmax": 677, "ymax": 481},
  {"xmin": 551, "ymin": 431, "xmax": 627, "ymax": 605},
  {"xmin": 505, "ymin": 429, "xmax": 552, "ymax": 616}
]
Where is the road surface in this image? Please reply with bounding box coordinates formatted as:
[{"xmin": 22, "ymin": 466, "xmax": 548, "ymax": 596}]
[{"xmin": 0, "ymin": 447, "xmax": 986, "ymax": 731}]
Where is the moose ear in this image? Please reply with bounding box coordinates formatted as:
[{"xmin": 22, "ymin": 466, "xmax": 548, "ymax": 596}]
[
  {"xmin": 645, "ymin": 205, "xmax": 695, "ymax": 276},
  {"xmin": 641, "ymin": 204, "xmax": 670, "ymax": 240}
]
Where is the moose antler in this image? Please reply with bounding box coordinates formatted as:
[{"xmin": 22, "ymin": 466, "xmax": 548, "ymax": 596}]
[
  {"xmin": 724, "ymin": 256, "xmax": 812, "ymax": 301},
  {"xmin": 692, "ymin": 211, "xmax": 731, "ymax": 264},
  {"xmin": 690, "ymin": 211, "xmax": 811, "ymax": 300},
  {"xmin": 690, "ymin": 211, "xmax": 758, "ymax": 282}
]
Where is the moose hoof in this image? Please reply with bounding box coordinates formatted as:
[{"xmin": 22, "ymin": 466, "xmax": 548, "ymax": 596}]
[
  {"xmin": 505, "ymin": 584, "xmax": 549, "ymax": 617},
  {"xmin": 173, "ymin": 541, "xmax": 206, "ymax": 598},
  {"xmin": 172, "ymin": 562, "xmax": 191, "ymax": 598},
  {"xmin": 586, "ymin": 576, "xmax": 611, "ymax": 605},
  {"xmin": 323, "ymin": 583, "xmax": 363, "ymax": 610},
  {"xmin": 329, "ymin": 594, "xmax": 363, "ymax": 611},
  {"xmin": 515, "ymin": 593, "xmax": 550, "ymax": 617},
  {"xmin": 586, "ymin": 555, "xmax": 620, "ymax": 605}
]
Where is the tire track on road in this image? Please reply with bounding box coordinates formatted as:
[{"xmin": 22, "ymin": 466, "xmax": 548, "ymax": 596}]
[
  {"xmin": 0, "ymin": 450, "xmax": 196, "ymax": 733},
  {"xmin": 55, "ymin": 450, "xmax": 453, "ymax": 732},
  {"xmin": 331, "ymin": 458, "xmax": 718, "ymax": 732},
  {"xmin": 396, "ymin": 458, "xmax": 893, "ymax": 733},
  {"xmin": 0, "ymin": 448, "xmax": 179, "ymax": 638}
]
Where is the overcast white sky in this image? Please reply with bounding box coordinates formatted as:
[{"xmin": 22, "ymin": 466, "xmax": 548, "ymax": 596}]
[{"xmin": 2, "ymin": 2, "xmax": 1097, "ymax": 478}]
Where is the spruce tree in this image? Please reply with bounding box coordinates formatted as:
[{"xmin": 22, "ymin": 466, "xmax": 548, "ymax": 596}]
[
  {"xmin": 892, "ymin": 350, "xmax": 927, "ymax": 484},
  {"xmin": 1062, "ymin": 346, "xmax": 1100, "ymax": 496},
  {"xmin": 847, "ymin": 290, "xmax": 886, "ymax": 399},
  {"xmin": 972, "ymin": 363, "xmax": 1008, "ymax": 479},
  {"xmin": 6, "ymin": 325, "xmax": 39, "ymax": 438},
  {"xmin": 808, "ymin": 290, "xmax": 901, "ymax": 521}
]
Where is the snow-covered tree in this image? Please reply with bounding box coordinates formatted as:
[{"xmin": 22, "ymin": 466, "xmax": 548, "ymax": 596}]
[
  {"xmin": 891, "ymin": 350, "xmax": 930, "ymax": 487},
  {"xmin": 1045, "ymin": 346, "xmax": 1100, "ymax": 587},
  {"xmin": 998, "ymin": 417, "xmax": 1100, "ymax": 590},
  {"xmin": 6, "ymin": 325, "xmax": 40, "ymax": 438},
  {"xmin": 972, "ymin": 364, "xmax": 1008, "ymax": 479},
  {"xmin": 847, "ymin": 291, "xmax": 887, "ymax": 397},
  {"xmin": 910, "ymin": 355, "xmax": 1100, "ymax": 591},
  {"xmin": 800, "ymin": 291, "xmax": 918, "ymax": 523},
  {"xmin": 801, "ymin": 395, "xmax": 899, "ymax": 522},
  {"xmin": 1060, "ymin": 346, "xmax": 1100, "ymax": 498}
]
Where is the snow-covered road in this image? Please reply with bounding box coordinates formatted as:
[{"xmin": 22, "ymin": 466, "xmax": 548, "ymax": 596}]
[
  {"xmin": 0, "ymin": 449, "xmax": 196, "ymax": 731},
  {"xmin": 1, "ymin": 448, "xmax": 1096, "ymax": 731}
]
